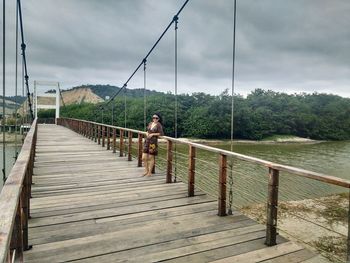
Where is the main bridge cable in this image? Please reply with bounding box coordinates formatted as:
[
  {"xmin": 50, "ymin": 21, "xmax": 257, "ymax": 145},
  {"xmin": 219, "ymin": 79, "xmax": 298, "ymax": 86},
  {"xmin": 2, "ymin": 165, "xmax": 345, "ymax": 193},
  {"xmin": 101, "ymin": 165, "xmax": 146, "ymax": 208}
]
[
  {"xmin": 17, "ymin": 0, "xmax": 34, "ymax": 121},
  {"xmin": 104, "ymin": 0, "xmax": 190, "ymax": 107}
]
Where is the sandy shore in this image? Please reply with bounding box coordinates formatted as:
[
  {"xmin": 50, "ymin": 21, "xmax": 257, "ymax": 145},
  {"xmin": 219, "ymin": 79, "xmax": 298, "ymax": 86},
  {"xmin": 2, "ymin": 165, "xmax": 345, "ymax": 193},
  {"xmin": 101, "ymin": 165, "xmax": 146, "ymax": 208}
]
[
  {"xmin": 0, "ymin": 133, "xmax": 23, "ymax": 143},
  {"xmin": 241, "ymin": 193, "xmax": 347, "ymax": 262}
]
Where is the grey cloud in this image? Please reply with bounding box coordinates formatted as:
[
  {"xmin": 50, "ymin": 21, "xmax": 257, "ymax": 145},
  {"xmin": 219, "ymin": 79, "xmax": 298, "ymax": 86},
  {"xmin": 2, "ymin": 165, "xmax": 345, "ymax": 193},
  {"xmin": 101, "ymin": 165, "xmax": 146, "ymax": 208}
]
[{"xmin": 1, "ymin": 0, "xmax": 349, "ymax": 98}]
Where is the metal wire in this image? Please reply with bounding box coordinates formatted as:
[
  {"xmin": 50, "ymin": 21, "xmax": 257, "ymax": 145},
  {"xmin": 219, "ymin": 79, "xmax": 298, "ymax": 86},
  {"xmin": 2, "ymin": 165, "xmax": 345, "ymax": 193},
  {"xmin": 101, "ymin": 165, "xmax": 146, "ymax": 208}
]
[
  {"xmin": 173, "ymin": 15, "xmax": 179, "ymax": 183},
  {"xmin": 17, "ymin": 0, "xmax": 34, "ymax": 120},
  {"xmin": 143, "ymin": 59, "xmax": 147, "ymax": 131},
  {"xmin": 104, "ymin": 0, "xmax": 190, "ymax": 107},
  {"xmin": 2, "ymin": 0, "xmax": 6, "ymax": 183},
  {"xmin": 14, "ymin": 0, "xmax": 19, "ymax": 161},
  {"xmin": 228, "ymin": 0, "xmax": 237, "ymax": 215}
]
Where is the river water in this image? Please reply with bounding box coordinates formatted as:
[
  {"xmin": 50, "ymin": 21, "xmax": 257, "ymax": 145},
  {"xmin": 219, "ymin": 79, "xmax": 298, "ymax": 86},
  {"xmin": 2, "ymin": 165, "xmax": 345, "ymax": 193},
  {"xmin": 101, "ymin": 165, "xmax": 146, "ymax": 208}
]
[
  {"xmin": 0, "ymin": 145, "xmax": 21, "ymax": 190},
  {"xmin": 159, "ymin": 140, "xmax": 350, "ymax": 206}
]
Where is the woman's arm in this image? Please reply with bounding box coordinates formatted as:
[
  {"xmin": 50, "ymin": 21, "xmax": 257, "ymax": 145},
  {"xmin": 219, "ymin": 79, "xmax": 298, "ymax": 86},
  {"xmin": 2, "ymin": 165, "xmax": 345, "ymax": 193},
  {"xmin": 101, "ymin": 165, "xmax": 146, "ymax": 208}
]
[{"xmin": 147, "ymin": 132, "xmax": 161, "ymax": 138}]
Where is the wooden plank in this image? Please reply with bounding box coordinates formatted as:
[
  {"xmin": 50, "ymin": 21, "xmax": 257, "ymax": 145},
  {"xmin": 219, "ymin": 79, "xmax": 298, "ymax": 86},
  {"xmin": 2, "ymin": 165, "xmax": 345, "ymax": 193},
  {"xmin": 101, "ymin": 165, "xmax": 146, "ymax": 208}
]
[
  {"xmin": 209, "ymin": 242, "xmax": 304, "ymax": 263},
  {"xmin": 29, "ymin": 210, "xmax": 247, "ymax": 247},
  {"xmin": 73, "ymin": 225, "xmax": 266, "ymax": 263},
  {"xmin": 61, "ymin": 118, "xmax": 350, "ymax": 188},
  {"xmin": 261, "ymin": 248, "xmax": 316, "ymax": 263},
  {"xmin": 24, "ymin": 214, "xmax": 256, "ymax": 262},
  {"xmin": 28, "ymin": 202, "xmax": 218, "ymax": 241}
]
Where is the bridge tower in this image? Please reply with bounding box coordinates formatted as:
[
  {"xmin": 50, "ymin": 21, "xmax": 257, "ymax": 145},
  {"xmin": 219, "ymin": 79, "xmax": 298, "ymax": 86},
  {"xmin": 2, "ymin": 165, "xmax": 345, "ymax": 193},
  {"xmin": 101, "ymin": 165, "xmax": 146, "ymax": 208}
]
[{"xmin": 33, "ymin": 81, "xmax": 61, "ymax": 124}]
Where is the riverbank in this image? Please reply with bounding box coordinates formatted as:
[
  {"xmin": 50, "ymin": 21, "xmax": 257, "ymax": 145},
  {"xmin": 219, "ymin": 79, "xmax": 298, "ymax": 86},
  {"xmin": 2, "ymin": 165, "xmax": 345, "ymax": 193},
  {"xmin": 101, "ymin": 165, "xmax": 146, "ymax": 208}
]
[
  {"xmin": 241, "ymin": 193, "xmax": 347, "ymax": 262},
  {"xmin": 0, "ymin": 133, "xmax": 23, "ymax": 143},
  {"xmin": 171, "ymin": 135, "xmax": 320, "ymax": 144}
]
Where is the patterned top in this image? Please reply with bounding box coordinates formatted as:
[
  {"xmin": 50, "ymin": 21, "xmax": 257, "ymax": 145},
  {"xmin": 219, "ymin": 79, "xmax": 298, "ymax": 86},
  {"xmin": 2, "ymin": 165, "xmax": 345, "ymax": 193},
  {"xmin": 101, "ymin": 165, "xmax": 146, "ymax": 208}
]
[{"xmin": 143, "ymin": 122, "xmax": 164, "ymax": 155}]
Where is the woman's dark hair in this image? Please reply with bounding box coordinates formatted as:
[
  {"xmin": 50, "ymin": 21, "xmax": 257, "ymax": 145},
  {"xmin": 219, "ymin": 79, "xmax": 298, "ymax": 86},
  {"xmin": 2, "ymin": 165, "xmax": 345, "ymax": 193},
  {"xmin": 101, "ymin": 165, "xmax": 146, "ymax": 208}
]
[{"xmin": 154, "ymin": 112, "xmax": 163, "ymax": 124}]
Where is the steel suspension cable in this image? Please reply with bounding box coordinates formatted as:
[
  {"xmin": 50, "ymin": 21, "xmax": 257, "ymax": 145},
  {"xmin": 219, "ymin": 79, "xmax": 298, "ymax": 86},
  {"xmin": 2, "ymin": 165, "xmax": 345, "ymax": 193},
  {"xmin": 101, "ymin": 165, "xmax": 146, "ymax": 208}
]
[
  {"xmin": 228, "ymin": 0, "xmax": 237, "ymax": 215},
  {"xmin": 124, "ymin": 88, "xmax": 127, "ymax": 154},
  {"xmin": 173, "ymin": 16, "xmax": 179, "ymax": 183},
  {"xmin": 14, "ymin": 0, "xmax": 19, "ymax": 161},
  {"xmin": 21, "ymin": 56, "xmax": 24, "ymax": 125},
  {"xmin": 104, "ymin": 0, "xmax": 190, "ymax": 107},
  {"xmin": 143, "ymin": 59, "xmax": 147, "ymax": 131},
  {"xmin": 17, "ymin": 0, "xmax": 34, "ymax": 121},
  {"xmin": 2, "ymin": 0, "xmax": 6, "ymax": 183},
  {"xmin": 111, "ymin": 101, "xmax": 114, "ymax": 126}
]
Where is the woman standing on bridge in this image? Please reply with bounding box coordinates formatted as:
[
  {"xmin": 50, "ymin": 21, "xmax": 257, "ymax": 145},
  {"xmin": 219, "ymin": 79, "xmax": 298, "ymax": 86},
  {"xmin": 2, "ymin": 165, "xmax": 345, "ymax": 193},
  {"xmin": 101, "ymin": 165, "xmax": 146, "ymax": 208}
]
[{"xmin": 142, "ymin": 113, "xmax": 164, "ymax": 176}]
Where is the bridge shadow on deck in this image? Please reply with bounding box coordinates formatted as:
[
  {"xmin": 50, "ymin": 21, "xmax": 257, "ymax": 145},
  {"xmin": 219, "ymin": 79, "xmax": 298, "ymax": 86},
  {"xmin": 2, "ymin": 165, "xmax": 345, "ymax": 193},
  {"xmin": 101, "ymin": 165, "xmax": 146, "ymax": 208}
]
[{"xmin": 24, "ymin": 124, "xmax": 318, "ymax": 262}]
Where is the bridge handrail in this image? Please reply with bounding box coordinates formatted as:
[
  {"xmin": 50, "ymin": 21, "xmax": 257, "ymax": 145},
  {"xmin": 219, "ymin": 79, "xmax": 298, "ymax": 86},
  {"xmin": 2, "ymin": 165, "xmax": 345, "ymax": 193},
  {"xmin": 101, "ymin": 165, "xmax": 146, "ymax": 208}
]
[
  {"xmin": 58, "ymin": 117, "xmax": 350, "ymax": 259},
  {"xmin": 0, "ymin": 119, "xmax": 37, "ymax": 262},
  {"xmin": 60, "ymin": 117, "xmax": 350, "ymax": 188}
]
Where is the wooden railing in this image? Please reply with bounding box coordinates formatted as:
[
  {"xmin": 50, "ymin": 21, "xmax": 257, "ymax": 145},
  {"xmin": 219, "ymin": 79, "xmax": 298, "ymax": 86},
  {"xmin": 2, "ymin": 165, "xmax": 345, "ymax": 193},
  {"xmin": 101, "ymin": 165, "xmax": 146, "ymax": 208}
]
[
  {"xmin": 0, "ymin": 119, "xmax": 37, "ymax": 263},
  {"xmin": 58, "ymin": 118, "xmax": 350, "ymax": 259}
]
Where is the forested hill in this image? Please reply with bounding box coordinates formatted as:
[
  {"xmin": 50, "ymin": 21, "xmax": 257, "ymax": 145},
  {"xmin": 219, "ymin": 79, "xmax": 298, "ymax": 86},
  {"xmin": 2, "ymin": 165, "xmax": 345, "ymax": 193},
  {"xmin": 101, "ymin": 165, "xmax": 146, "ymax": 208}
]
[
  {"xmin": 68, "ymin": 84, "xmax": 163, "ymax": 100},
  {"xmin": 59, "ymin": 88, "xmax": 350, "ymax": 141}
]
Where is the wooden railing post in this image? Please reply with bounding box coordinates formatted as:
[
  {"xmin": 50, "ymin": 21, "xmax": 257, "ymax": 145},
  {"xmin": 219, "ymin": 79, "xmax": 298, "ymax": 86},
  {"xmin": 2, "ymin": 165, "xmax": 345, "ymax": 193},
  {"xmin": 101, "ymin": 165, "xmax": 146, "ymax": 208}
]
[
  {"xmin": 188, "ymin": 145, "xmax": 196, "ymax": 197},
  {"xmin": 97, "ymin": 125, "xmax": 101, "ymax": 145},
  {"xmin": 112, "ymin": 128, "xmax": 116, "ymax": 153},
  {"xmin": 94, "ymin": 124, "xmax": 97, "ymax": 142},
  {"xmin": 10, "ymin": 202, "xmax": 23, "ymax": 261},
  {"xmin": 21, "ymin": 172, "xmax": 31, "ymax": 250},
  {"xmin": 102, "ymin": 126, "xmax": 105, "ymax": 147},
  {"xmin": 128, "ymin": 131, "xmax": 132, "ymax": 161},
  {"xmin": 137, "ymin": 133, "xmax": 143, "ymax": 167},
  {"xmin": 265, "ymin": 168, "xmax": 279, "ymax": 246},
  {"xmin": 218, "ymin": 154, "xmax": 227, "ymax": 216},
  {"xmin": 166, "ymin": 140, "xmax": 173, "ymax": 183},
  {"xmin": 107, "ymin": 127, "xmax": 111, "ymax": 150},
  {"xmin": 119, "ymin": 129, "xmax": 124, "ymax": 157}
]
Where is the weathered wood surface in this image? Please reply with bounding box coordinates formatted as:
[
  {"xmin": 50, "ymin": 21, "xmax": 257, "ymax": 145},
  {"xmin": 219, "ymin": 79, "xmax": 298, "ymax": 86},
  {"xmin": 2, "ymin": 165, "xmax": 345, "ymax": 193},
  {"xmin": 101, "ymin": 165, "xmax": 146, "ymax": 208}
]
[
  {"xmin": 62, "ymin": 118, "xmax": 350, "ymax": 188},
  {"xmin": 24, "ymin": 124, "xmax": 317, "ymax": 262}
]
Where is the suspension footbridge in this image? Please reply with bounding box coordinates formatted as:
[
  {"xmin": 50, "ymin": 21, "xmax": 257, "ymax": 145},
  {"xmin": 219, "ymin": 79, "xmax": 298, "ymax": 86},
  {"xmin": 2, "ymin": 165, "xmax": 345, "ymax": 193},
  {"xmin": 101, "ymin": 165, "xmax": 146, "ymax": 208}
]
[
  {"xmin": 2, "ymin": 120, "xmax": 332, "ymax": 262},
  {"xmin": 1, "ymin": 0, "xmax": 350, "ymax": 262}
]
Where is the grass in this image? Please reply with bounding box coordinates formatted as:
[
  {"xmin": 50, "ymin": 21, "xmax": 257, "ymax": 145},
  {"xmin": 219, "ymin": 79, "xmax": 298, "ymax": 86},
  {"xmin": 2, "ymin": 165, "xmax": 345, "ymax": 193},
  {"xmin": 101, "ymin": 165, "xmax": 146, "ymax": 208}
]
[{"xmin": 313, "ymin": 236, "xmax": 347, "ymax": 262}]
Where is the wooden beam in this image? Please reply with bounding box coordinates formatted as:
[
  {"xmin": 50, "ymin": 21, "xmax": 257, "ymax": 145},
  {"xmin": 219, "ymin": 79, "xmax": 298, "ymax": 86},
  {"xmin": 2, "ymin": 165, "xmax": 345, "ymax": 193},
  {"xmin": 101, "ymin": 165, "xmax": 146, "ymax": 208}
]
[
  {"xmin": 166, "ymin": 140, "xmax": 173, "ymax": 183},
  {"xmin": 119, "ymin": 129, "xmax": 124, "ymax": 157},
  {"xmin": 112, "ymin": 128, "xmax": 116, "ymax": 154},
  {"xmin": 137, "ymin": 134, "xmax": 143, "ymax": 167},
  {"xmin": 218, "ymin": 154, "xmax": 227, "ymax": 216},
  {"xmin": 102, "ymin": 126, "xmax": 105, "ymax": 148},
  {"xmin": 128, "ymin": 131, "xmax": 132, "ymax": 161},
  {"xmin": 188, "ymin": 145, "xmax": 196, "ymax": 197},
  {"xmin": 107, "ymin": 127, "xmax": 111, "ymax": 150},
  {"xmin": 265, "ymin": 168, "xmax": 279, "ymax": 246}
]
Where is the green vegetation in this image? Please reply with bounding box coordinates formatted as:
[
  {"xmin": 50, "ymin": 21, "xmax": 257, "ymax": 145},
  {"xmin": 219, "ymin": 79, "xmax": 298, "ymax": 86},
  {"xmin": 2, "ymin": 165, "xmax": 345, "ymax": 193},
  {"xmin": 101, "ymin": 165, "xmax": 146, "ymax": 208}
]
[{"xmin": 60, "ymin": 88, "xmax": 350, "ymax": 141}]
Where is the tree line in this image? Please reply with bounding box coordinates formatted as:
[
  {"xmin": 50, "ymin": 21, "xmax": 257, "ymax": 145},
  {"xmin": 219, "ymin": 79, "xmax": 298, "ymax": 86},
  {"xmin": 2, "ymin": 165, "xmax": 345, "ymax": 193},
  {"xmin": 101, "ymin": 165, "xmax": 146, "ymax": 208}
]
[{"xmin": 48, "ymin": 88, "xmax": 350, "ymax": 140}]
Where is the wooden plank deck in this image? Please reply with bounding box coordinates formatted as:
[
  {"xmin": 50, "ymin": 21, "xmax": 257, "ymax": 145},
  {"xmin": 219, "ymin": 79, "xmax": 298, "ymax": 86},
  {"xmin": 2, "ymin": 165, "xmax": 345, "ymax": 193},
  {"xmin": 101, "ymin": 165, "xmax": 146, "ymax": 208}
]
[{"xmin": 24, "ymin": 124, "xmax": 318, "ymax": 262}]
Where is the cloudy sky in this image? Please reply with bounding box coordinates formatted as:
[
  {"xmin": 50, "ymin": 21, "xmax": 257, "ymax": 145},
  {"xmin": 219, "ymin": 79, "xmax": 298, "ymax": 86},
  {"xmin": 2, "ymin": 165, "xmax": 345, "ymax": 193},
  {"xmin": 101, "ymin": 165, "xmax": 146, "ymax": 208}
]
[{"xmin": 1, "ymin": 0, "xmax": 349, "ymax": 97}]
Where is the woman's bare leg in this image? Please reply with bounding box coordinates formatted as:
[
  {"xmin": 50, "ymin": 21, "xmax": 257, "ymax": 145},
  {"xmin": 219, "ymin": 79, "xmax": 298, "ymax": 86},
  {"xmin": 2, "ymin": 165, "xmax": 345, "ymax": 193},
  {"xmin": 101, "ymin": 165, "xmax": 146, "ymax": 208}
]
[
  {"xmin": 146, "ymin": 155, "xmax": 155, "ymax": 176},
  {"xmin": 142, "ymin": 153, "xmax": 149, "ymax": 176}
]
